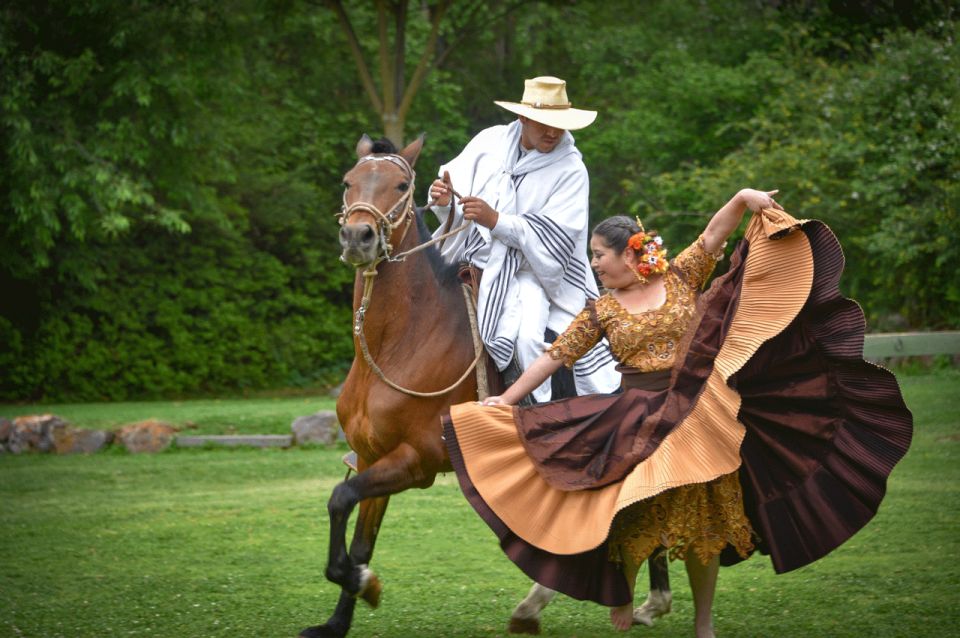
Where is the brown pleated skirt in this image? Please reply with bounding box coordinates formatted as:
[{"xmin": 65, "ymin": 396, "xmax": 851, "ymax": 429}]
[{"xmin": 443, "ymin": 209, "xmax": 913, "ymax": 606}]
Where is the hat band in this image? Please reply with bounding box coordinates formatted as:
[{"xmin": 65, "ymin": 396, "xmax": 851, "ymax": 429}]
[{"xmin": 521, "ymin": 100, "xmax": 573, "ymax": 110}]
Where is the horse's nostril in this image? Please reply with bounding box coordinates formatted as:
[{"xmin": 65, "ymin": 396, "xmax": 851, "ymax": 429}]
[{"xmin": 340, "ymin": 223, "xmax": 378, "ymax": 249}]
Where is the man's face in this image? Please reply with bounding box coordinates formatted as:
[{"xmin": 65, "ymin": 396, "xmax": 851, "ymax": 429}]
[{"xmin": 519, "ymin": 116, "xmax": 564, "ymax": 153}]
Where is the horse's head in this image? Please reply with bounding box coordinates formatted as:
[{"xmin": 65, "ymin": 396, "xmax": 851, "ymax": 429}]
[{"xmin": 339, "ymin": 134, "xmax": 424, "ymax": 267}]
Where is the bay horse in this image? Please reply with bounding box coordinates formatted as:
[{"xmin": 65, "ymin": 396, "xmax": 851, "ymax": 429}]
[
  {"xmin": 298, "ymin": 134, "xmax": 480, "ymax": 638},
  {"xmin": 299, "ymin": 134, "xmax": 672, "ymax": 637}
]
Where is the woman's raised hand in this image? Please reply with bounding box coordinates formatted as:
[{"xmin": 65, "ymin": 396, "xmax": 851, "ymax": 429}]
[{"xmin": 739, "ymin": 188, "xmax": 783, "ymax": 213}]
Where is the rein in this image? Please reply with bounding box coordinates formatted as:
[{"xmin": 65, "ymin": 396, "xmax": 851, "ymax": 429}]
[
  {"xmin": 342, "ymin": 153, "xmax": 481, "ymax": 398},
  {"xmin": 353, "ymin": 267, "xmax": 484, "ymax": 398}
]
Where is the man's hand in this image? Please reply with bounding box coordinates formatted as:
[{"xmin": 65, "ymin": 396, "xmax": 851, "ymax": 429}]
[
  {"xmin": 429, "ymin": 170, "xmax": 452, "ymax": 207},
  {"xmin": 461, "ymin": 196, "xmax": 499, "ymax": 229}
]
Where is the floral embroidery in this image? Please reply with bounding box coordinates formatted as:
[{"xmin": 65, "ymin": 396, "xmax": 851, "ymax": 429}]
[
  {"xmin": 548, "ymin": 237, "xmax": 722, "ymax": 372},
  {"xmin": 608, "ymin": 472, "xmax": 756, "ymax": 566}
]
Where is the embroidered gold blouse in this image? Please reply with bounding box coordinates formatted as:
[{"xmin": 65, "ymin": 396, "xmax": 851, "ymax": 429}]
[{"xmin": 549, "ymin": 236, "xmax": 722, "ymax": 373}]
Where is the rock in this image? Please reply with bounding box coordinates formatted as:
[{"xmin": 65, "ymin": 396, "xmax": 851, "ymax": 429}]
[
  {"xmin": 7, "ymin": 414, "xmax": 69, "ymax": 454},
  {"xmin": 291, "ymin": 411, "xmax": 340, "ymax": 446},
  {"xmin": 0, "ymin": 418, "xmax": 12, "ymax": 451},
  {"xmin": 73, "ymin": 429, "xmax": 115, "ymax": 454},
  {"xmin": 54, "ymin": 427, "xmax": 115, "ymax": 454},
  {"xmin": 115, "ymin": 419, "xmax": 178, "ymax": 454}
]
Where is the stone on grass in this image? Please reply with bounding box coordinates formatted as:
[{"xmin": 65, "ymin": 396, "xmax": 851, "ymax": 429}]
[
  {"xmin": 0, "ymin": 418, "xmax": 13, "ymax": 452},
  {"xmin": 115, "ymin": 419, "xmax": 178, "ymax": 454},
  {"xmin": 54, "ymin": 427, "xmax": 115, "ymax": 455},
  {"xmin": 6, "ymin": 415, "xmax": 69, "ymax": 454},
  {"xmin": 291, "ymin": 411, "xmax": 339, "ymax": 446}
]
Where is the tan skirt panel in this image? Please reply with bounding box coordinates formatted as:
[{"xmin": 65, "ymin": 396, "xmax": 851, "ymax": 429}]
[{"xmin": 451, "ymin": 210, "xmax": 814, "ymax": 555}]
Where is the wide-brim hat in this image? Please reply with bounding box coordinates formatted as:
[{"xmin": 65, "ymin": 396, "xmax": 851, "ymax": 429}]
[{"xmin": 494, "ymin": 76, "xmax": 597, "ymax": 131}]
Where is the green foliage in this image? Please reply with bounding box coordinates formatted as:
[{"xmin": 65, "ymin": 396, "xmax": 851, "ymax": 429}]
[
  {"xmin": 0, "ymin": 221, "xmax": 352, "ymax": 401},
  {"xmin": 0, "ymin": 1, "xmax": 957, "ymax": 401},
  {"xmin": 1, "ymin": 0, "xmax": 363, "ymax": 400},
  {"xmin": 643, "ymin": 26, "xmax": 960, "ymax": 328}
]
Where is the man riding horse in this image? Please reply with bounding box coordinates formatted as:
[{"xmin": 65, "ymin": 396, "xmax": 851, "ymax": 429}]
[{"xmin": 428, "ymin": 76, "xmax": 619, "ymax": 403}]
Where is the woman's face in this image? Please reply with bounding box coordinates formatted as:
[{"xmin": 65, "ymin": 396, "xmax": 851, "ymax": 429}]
[{"xmin": 590, "ymin": 234, "xmax": 637, "ymax": 290}]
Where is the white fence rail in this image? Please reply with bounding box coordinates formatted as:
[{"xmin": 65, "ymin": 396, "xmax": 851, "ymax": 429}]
[{"xmin": 863, "ymin": 331, "xmax": 960, "ymax": 358}]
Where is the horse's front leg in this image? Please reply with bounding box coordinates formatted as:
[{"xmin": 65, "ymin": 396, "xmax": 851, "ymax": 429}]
[
  {"xmin": 300, "ymin": 496, "xmax": 389, "ymax": 638},
  {"xmin": 300, "ymin": 444, "xmax": 429, "ymax": 638}
]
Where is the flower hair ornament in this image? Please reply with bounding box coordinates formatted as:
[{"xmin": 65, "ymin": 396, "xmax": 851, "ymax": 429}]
[{"xmin": 626, "ymin": 217, "xmax": 668, "ymax": 285}]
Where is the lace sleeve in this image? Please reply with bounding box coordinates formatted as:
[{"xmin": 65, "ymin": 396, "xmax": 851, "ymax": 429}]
[
  {"xmin": 548, "ymin": 301, "xmax": 602, "ymax": 369},
  {"xmin": 671, "ymin": 235, "xmax": 725, "ymax": 290}
]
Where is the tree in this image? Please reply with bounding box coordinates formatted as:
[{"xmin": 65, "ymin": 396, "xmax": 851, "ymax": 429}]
[
  {"xmin": 324, "ymin": 0, "xmax": 451, "ymax": 145},
  {"xmin": 323, "ymin": 0, "xmax": 534, "ymax": 146}
]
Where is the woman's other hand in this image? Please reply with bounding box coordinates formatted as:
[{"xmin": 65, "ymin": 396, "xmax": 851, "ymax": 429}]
[
  {"xmin": 739, "ymin": 188, "xmax": 783, "ymax": 212},
  {"xmin": 480, "ymin": 395, "xmax": 508, "ymax": 406}
]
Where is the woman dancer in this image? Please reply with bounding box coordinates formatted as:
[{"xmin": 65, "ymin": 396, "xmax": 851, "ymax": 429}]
[{"xmin": 442, "ymin": 191, "xmax": 912, "ymax": 636}]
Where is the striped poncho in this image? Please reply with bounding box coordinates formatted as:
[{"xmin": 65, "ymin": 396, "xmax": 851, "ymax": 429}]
[{"xmin": 431, "ymin": 120, "xmax": 619, "ymax": 397}]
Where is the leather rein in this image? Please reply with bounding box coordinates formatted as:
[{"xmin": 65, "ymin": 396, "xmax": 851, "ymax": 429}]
[{"xmin": 338, "ymin": 154, "xmax": 481, "ymax": 399}]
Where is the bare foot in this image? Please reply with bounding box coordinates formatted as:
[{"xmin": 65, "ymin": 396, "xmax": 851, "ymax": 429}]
[{"xmin": 610, "ymin": 603, "xmax": 634, "ymax": 631}]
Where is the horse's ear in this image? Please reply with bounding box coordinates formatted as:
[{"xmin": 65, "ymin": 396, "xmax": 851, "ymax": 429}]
[
  {"xmin": 356, "ymin": 134, "xmax": 375, "ymax": 159},
  {"xmin": 399, "ymin": 134, "xmax": 425, "ymax": 167}
]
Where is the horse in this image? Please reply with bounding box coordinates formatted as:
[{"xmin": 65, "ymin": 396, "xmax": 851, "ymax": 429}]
[
  {"xmin": 299, "ymin": 133, "xmax": 672, "ymax": 637},
  {"xmin": 298, "ymin": 134, "xmax": 481, "ymax": 638}
]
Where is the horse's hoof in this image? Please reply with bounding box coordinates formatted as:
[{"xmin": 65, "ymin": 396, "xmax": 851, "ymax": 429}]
[
  {"xmin": 633, "ymin": 590, "xmax": 672, "ymax": 627},
  {"xmin": 352, "ymin": 564, "xmax": 381, "ymax": 608},
  {"xmin": 508, "ymin": 616, "xmax": 541, "ymax": 634},
  {"xmin": 298, "ymin": 625, "xmax": 345, "ymax": 638},
  {"xmin": 359, "ymin": 572, "xmax": 382, "ymax": 608}
]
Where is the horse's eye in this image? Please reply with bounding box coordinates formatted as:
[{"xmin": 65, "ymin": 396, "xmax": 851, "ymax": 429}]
[{"xmin": 397, "ymin": 182, "xmax": 409, "ymax": 192}]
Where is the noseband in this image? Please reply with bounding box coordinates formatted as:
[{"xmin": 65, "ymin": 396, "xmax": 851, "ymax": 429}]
[{"xmin": 337, "ymin": 153, "xmax": 416, "ymax": 264}]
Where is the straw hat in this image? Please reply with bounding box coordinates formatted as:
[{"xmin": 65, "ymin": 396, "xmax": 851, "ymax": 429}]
[{"xmin": 494, "ymin": 76, "xmax": 597, "ymax": 131}]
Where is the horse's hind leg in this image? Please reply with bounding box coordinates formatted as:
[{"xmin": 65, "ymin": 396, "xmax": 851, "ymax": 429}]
[
  {"xmin": 634, "ymin": 549, "xmax": 672, "ymax": 626},
  {"xmin": 508, "ymin": 583, "xmax": 556, "ymax": 634},
  {"xmin": 507, "ymin": 550, "xmax": 673, "ymax": 634}
]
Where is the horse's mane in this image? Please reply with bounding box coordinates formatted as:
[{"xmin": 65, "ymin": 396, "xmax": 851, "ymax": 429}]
[
  {"xmin": 413, "ymin": 208, "xmax": 462, "ymax": 289},
  {"xmin": 370, "ymin": 138, "xmax": 397, "ymax": 154}
]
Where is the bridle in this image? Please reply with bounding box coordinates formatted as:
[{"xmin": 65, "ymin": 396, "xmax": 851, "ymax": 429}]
[
  {"xmin": 337, "ymin": 153, "xmax": 418, "ymax": 266},
  {"xmin": 337, "ymin": 153, "xmax": 483, "ymax": 399}
]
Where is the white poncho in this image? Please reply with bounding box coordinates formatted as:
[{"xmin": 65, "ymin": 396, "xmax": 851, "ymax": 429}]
[{"xmin": 432, "ymin": 121, "xmax": 619, "ymax": 398}]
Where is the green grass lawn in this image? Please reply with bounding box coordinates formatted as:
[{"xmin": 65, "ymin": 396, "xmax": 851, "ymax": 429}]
[{"xmin": 1, "ymin": 369, "xmax": 957, "ymax": 637}]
